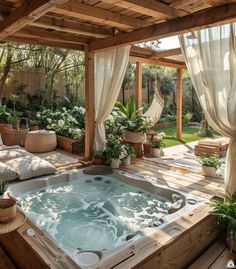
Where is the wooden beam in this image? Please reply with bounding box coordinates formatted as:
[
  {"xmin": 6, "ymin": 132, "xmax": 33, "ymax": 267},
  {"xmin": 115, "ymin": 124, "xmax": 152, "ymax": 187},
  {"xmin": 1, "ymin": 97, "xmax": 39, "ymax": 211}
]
[
  {"xmin": 0, "ymin": 0, "xmax": 68, "ymax": 40},
  {"xmin": 136, "ymin": 62, "xmax": 142, "ymax": 113},
  {"xmin": 176, "ymin": 68, "xmax": 183, "ymax": 140},
  {"xmin": 52, "ymin": 2, "xmax": 149, "ymax": 30},
  {"xmin": 84, "ymin": 46, "xmax": 95, "ymax": 159},
  {"xmin": 101, "ymin": 0, "xmax": 187, "ymax": 19},
  {"xmin": 4, "ymin": 35, "xmax": 84, "ymax": 51},
  {"xmin": 150, "ymin": 48, "xmax": 182, "ymax": 60},
  {"xmin": 90, "ymin": 2, "xmax": 236, "ymax": 51},
  {"xmin": 30, "ymin": 16, "xmax": 114, "ymax": 38},
  {"xmin": 16, "ymin": 27, "xmax": 91, "ymax": 44},
  {"xmin": 129, "ymin": 56, "xmax": 185, "ymax": 69}
]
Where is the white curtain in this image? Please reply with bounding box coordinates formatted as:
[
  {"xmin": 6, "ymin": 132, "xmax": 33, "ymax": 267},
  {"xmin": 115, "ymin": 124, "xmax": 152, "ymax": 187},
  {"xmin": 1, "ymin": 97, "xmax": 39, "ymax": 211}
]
[
  {"xmin": 144, "ymin": 90, "xmax": 164, "ymax": 124},
  {"xmin": 94, "ymin": 45, "xmax": 131, "ymax": 150},
  {"xmin": 179, "ymin": 24, "xmax": 236, "ymax": 195}
]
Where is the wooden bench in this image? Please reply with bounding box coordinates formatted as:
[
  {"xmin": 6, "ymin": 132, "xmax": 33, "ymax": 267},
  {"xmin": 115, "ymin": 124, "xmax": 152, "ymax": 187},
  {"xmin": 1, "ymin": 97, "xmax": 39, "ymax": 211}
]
[{"xmin": 194, "ymin": 139, "xmax": 229, "ymax": 157}]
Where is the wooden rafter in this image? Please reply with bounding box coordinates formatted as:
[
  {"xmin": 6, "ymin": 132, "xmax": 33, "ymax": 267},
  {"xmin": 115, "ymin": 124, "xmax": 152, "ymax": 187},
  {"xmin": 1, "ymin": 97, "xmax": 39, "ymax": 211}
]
[
  {"xmin": 90, "ymin": 2, "xmax": 236, "ymax": 51},
  {"xmin": 30, "ymin": 16, "xmax": 114, "ymax": 38},
  {"xmin": 52, "ymin": 2, "xmax": 149, "ymax": 30},
  {"xmin": 129, "ymin": 56, "xmax": 185, "ymax": 69},
  {"xmin": 0, "ymin": 0, "xmax": 69, "ymax": 40},
  {"xmin": 150, "ymin": 48, "xmax": 182, "ymax": 60},
  {"xmin": 4, "ymin": 35, "xmax": 84, "ymax": 50},
  {"xmin": 101, "ymin": 0, "xmax": 187, "ymax": 19},
  {"xmin": 15, "ymin": 27, "xmax": 91, "ymax": 44}
]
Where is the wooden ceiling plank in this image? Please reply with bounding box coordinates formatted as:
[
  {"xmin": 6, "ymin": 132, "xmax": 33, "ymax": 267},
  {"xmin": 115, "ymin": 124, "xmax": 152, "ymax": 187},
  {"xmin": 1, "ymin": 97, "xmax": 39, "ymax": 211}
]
[
  {"xmin": 30, "ymin": 16, "xmax": 114, "ymax": 38},
  {"xmin": 90, "ymin": 2, "xmax": 236, "ymax": 51},
  {"xmin": 17, "ymin": 26, "xmax": 91, "ymax": 44},
  {"xmin": 4, "ymin": 34, "xmax": 84, "ymax": 50},
  {"xmin": 0, "ymin": 0, "xmax": 69, "ymax": 40},
  {"xmin": 52, "ymin": 2, "xmax": 149, "ymax": 30},
  {"xmin": 101, "ymin": 0, "xmax": 187, "ymax": 19}
]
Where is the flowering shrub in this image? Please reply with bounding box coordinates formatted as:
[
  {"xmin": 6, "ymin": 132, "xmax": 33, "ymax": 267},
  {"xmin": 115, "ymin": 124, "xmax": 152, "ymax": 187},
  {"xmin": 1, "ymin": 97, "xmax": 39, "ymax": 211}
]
[
  {"xmin": 36, "ymin": 106, "xmax": 85, "ymax": 140},
  {"xmin": 151, "ymin": 132, "xmax": 165, "ymax": 149},
  {"xmin": 106, "ymin": 111, "xmax": 125, "ymax": 137},
  {"xmin": 121, "ymin": 144, "xmax": 135, "ymax": 158}
]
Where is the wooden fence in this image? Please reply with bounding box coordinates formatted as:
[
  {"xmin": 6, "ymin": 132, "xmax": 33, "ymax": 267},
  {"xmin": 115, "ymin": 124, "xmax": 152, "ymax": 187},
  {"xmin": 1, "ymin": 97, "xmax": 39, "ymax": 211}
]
[{"xmin": 3, "ymin": 68, "xmax": 85, "ymax": 100}]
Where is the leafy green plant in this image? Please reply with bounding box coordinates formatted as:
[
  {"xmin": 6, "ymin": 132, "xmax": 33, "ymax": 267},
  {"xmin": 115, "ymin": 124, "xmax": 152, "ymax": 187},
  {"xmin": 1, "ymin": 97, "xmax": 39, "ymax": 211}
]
[
  {"xmin": 7, "ymin": 113, "xmax": 19, "ymax": 128},
  {"xmin": 0, "ymin": 180, "xmax": 8, "ymax": 195},
  {"xmin": 211, "ymin": 194, "xmax": 236, "ymax": 249},
  {"xmin": 115, "ymin": 96, "xmax": 152, "ymax": 132},
  {"xmin": 93, "ymin": 150, "xmax": 103, "ymax": 159},
  {"xmin": 183, "ymin": 112, "xmax": 192, "ymax": 126},
  {"xmin": 0, "ymin": 105, "xmax": 11, "ymax": 123},
  {"xmin": 106, "ymin": 135, "xmax": 122, "ymax": 160},
  {"xmin": 152, "ymin": 140, "xmax": 165, "ymax": 149},
  {"xmin": 197, "ymin": 154, "xmax": 222, "ymax": 169}
]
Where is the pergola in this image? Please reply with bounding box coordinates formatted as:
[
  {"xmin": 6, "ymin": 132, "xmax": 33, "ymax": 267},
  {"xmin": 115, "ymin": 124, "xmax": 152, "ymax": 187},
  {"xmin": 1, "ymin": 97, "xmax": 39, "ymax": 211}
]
[{"xmin": 0, "ymin": 0, "xmax": 235, "ymax": 158}]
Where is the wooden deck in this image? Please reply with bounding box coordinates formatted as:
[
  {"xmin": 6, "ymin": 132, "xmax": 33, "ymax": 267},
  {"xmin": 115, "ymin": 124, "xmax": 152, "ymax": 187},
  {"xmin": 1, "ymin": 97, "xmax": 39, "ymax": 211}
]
[
  {"xmin": 188, "ymin": 237, "xmax": 235, "ymax": 269},
  {"xmin": 0, "ymin": 143, "xmax": 227, "ymax": 269}
]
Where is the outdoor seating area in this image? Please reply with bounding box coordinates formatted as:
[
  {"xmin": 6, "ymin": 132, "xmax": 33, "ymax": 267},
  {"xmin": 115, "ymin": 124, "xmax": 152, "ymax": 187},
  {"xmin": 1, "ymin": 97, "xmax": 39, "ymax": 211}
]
[{"xmin": 0, "ymin": 0, "xmax": 236, "ymax": 269}]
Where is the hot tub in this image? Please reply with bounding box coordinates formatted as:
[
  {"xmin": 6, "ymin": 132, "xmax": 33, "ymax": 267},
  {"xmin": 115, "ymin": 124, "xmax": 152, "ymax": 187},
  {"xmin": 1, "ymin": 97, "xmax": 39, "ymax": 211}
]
[{"xmin": 9, "ymin": 169, "xmax": 205, "ymax": 269}]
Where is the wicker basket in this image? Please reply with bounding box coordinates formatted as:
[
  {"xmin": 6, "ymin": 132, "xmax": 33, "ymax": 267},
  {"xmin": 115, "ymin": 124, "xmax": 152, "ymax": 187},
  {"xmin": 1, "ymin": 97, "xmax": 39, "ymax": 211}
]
[{"xmin": 0, "ymin": 198, "xmax": 16, "ymax": 224}]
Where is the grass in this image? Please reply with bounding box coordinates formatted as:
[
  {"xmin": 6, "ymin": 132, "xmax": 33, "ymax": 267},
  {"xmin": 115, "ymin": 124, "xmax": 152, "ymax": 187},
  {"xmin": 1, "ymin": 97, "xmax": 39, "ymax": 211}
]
[{"xmin": 153, "ymin": 125, "xmax": 220, "ymax": 148}]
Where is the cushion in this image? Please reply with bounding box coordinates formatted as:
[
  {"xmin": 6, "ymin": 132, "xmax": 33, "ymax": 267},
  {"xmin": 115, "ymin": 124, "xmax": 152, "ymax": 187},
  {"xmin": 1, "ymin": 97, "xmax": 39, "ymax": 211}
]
[
  {"xmin": 0, "ymin": 162, "xmax": 19, "ymax": 181},
  {"xmin": 6, "ymin": 156, "xmax": 57, "ymax": 180},
  {"xmin": 0, "ymin": 148, "xmax": 31, "ymax": 163}
]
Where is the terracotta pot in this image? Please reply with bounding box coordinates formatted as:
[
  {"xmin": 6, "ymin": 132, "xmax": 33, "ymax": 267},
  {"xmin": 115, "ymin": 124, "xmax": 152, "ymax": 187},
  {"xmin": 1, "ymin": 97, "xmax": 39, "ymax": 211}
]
[
  {"xmin": 123, "ymin": 130, "xmax": 144, "ymax": 143},
  {"xmin": 122, "ymin": 156, "xmax": 131, "ymax": 166},
  {"xmin": 143, "ymin": 142, "xmax": 152, "ymax": 154},
  {"xmin": 93, "ymin": 157, "xmax": 103, "ymax": 165},
  {"xmin": 202, "ymin": 165, "xmax": 216, "ymax": 177},
  {"xmin": 30, "ymin": 125, "xmax": 39, "ymax": 131},
  {"xmin": 152, "ymin": 148, "xmax": 161, "ymax": 157},
  {"xmin": 57, "ymin": 135, "xmax": 76, "ymax": 154},
  {"xmin": 111, "ymin": 159, "xmax": 120, "ymax": 169}
]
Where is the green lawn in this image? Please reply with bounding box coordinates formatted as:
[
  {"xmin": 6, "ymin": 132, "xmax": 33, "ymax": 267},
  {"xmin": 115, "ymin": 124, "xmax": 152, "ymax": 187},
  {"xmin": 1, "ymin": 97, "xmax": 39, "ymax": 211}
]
[{"xmin": 153, "ymin": 125, "xmax": 220, "ymax": 148}]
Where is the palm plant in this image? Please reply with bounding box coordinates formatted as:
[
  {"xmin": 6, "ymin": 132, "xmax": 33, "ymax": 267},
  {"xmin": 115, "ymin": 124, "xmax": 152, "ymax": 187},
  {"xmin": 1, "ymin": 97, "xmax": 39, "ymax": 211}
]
[{"xmin": 211, "ymin": 194, "xmax": 236, "ymax": 250}]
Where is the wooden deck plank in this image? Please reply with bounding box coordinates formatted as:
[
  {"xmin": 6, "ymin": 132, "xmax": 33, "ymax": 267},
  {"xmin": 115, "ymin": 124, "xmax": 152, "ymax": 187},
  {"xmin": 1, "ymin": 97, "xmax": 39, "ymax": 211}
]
[
  {"xmin": 0, "ymin": 246, "xmax": 16, "ymax": 269},
  {"xmin": 188, "ymin": 238, "xmax": 227, "ymax": 269},
  {"xmin": 209, "ymin": 248, "xmax": 236, "ymax": 269}
]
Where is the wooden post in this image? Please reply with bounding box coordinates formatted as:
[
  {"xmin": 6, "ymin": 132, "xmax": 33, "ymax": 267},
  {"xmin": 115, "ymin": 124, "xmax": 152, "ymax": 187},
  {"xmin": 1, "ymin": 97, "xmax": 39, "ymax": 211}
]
[
  {"xmin": 176, "ymin": 68, "xmax": 183, "ymax": 140},
  {"xmin": 84, "ymin": 46, "xmax": 95, "ymax": 159},
  {"xmin": 136, "ymin": 61, "xmax": 142, "ymax": 112}
]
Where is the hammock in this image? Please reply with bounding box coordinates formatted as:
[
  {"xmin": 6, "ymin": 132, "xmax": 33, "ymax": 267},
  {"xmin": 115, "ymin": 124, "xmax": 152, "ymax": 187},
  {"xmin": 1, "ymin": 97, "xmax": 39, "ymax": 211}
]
[{"xmin": 144, "ymin": 90, "xmax": 164, "ymax": 124}]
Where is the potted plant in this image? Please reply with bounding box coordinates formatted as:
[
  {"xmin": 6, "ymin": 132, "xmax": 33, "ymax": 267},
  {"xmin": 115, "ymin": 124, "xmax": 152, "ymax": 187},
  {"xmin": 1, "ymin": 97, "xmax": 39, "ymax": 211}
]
[
  {"xmin": 0, "ymin": 181, "xmax": 8, "ymax": 199},
  {"xmin": 115, "ymin": 96, "xmax": 152, "ymax": 144},
  {"xmin": 92, "ymin": 150, "xmax": 103, "ymax": 165},
  {"xmin": 121, "ymin": 144, "xmax": 135, "ymax": 166},
  {"xmin": 197, "ymin": 154, "xmax": 222, "ymax": 177},
  {"xmin": 29, "ymin": 119, "xmax": 39, "ymax": 131},
  {"xmin": 106, "ymin": 135, "xmax": 122, "ymax": 169},
  {"xmin": 151, "ymin": 132, "xmax": 165, "ymax": 157},
  {"xmin": 211, "ymin": 194, "xmax": 236, "ymax": 251}
]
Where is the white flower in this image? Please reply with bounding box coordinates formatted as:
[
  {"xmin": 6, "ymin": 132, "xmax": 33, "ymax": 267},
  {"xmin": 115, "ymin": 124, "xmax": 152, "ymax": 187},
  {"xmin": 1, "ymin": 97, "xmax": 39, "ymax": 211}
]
[
  {"xmin": 47, "ymin": 118, "xmax": 52, "ymax": 123},
  {"xmin": 62, "ymin": 107, "xmax": 66, "ymax": 112},
  {"xmin": 74, "ymin": 106, "xmax": 79, "ymax": 111},
  {"xmin": 58, "ymin": 119, "xmax": 65, "ymax": 128},
  {"xmin": 79, "ymin": 107, "xmax": 85, "ymax": 115}
]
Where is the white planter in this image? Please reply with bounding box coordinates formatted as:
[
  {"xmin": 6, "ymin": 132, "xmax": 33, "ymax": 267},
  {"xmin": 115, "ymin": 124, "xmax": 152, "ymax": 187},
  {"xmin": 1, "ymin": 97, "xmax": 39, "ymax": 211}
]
[
  {"xmin": 202, "ymin": 165, "xmax": 216, "ymax": 177},
  {"xmin": 152, "ymin": 148, "xmax": 161, "ymax": 157},
  {"xmin": 111, "ymin": 159, "xmax": 120, "ymax": 169},
  {"xmin": 122, "ymin": 156, "xmax": 131, "ymax": 166}
]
